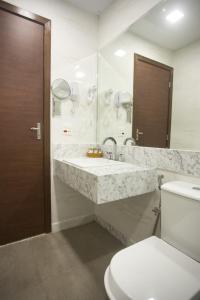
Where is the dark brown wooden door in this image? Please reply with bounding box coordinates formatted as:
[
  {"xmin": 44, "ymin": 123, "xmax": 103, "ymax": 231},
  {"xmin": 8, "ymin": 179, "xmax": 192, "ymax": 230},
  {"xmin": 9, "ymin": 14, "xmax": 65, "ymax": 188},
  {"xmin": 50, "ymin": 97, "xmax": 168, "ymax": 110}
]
[
  {"xmin": 133, "ymin": 54, "xmax": 173, "ymax": 148},
  {"xmin": 0, "ymin": 2, "xmax": 51, "ymax": 245}
]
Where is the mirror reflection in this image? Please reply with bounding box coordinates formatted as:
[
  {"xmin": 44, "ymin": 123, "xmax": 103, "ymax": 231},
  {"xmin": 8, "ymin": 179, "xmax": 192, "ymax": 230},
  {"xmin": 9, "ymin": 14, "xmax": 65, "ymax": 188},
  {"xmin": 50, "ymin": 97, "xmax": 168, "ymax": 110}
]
[{"xmin": 97, "ymin": 0, "xmax": 200, "ymax": 151}]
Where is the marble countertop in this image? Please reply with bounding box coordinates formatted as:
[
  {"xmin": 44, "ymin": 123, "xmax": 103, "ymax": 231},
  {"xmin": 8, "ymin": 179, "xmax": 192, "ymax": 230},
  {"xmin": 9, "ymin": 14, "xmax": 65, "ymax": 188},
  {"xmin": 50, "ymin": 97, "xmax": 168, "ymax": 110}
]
[{"xmin": 54, "ymin": 158, "xmax": 157, "ymax": 204}]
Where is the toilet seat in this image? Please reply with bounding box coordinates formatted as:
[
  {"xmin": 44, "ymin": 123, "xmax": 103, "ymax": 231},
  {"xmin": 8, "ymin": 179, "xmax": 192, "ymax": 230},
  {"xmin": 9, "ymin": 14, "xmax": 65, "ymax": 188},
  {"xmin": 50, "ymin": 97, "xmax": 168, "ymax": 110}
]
[{"xmin": 104, "ymin": 236, "xmax": 200, "ymax": 300}]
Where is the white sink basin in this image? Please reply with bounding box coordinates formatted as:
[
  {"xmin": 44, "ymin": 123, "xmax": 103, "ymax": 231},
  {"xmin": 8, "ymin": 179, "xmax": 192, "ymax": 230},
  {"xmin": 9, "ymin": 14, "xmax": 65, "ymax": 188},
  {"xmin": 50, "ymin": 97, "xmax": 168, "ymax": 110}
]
[{"xmin": 63, "ymin": 157, "xmax": 124, "ymax": 168}]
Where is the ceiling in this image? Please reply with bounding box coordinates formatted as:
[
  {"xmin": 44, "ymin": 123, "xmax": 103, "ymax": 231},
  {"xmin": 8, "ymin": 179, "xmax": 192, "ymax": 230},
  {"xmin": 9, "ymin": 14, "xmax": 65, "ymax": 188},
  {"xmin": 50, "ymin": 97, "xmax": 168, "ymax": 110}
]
[
  {"xmin": 66, "ymin": 0, "xmax": 115, "ymax": 15},
  {"xmin": 130, "ymin": 0, "xmax": 200, "ymax": 51}
]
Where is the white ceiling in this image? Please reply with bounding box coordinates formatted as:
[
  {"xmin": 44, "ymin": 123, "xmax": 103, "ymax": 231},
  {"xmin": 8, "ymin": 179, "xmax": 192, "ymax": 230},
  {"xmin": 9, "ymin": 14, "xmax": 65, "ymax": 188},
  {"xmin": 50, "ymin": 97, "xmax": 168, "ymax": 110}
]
[
  {"xmin": 130, "ymin": 0, "xmax": 200, "ymax": 51},
  {"xmin": 67, "ymin": 0, "xmax": 115, "ymax": 15}
]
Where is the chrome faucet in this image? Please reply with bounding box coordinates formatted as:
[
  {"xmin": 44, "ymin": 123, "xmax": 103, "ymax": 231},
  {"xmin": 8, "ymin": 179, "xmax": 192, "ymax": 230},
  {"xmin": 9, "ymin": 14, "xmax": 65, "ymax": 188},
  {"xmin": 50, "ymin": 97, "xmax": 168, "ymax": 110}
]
[
  {"xmin": 123, "ymin": 137, "xmax": 136, "ymax": 146},
  {"xmin": 102, "ymin": 137, "xmax": 117, "ymax": 160}
]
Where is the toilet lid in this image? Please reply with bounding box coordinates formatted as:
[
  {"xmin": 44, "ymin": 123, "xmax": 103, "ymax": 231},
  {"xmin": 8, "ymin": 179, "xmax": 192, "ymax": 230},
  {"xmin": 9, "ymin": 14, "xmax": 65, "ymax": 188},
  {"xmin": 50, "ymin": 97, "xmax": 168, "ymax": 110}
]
[{"xmin": 109, "ymin": 237, "xmax": 200, "ymax": 300}]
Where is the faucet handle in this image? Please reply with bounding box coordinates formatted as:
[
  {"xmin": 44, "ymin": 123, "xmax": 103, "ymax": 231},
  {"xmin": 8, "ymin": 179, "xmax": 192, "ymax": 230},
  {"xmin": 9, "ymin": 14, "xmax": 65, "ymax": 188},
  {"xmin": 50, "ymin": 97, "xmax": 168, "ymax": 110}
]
[{"xmin": 106, "ymin": 151, "xmax": 113, "ymax": 160}]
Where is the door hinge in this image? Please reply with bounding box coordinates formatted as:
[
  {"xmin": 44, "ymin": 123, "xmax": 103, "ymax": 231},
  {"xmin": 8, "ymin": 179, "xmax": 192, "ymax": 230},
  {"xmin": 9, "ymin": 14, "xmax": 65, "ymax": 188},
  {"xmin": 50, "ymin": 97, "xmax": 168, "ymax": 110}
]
[
  {"xmin": 166, "ymin": 134, "xmax": 169, "ymax": 141},
  {"xmin": 168, "ymin": 82, "xmax": 171, "ymax": 88}
]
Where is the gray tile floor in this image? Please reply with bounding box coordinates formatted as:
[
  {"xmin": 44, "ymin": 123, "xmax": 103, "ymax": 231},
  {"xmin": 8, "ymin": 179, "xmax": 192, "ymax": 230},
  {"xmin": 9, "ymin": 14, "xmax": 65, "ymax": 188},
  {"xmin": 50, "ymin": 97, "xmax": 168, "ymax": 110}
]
[{"xmin": 0, "ymin": 221, "xmax": 123, "ymax": 300}]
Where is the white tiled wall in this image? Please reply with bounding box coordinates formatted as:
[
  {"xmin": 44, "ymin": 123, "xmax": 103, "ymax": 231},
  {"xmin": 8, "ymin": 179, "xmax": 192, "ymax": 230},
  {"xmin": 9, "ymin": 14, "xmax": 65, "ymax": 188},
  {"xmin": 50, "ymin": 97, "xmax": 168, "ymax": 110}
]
[
  {"xmin": 52, "ymin": 53, "xmax": 97, "ymax": 145},
  {"xmin": 171, "ymin": 40, "xmax": 200, "ymax": 150}
]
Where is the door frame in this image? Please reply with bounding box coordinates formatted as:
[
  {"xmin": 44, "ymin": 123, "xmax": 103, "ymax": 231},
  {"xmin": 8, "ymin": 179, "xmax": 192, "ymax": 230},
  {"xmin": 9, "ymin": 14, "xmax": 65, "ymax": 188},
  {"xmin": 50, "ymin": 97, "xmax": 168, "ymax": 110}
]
[
  {"xmin": 133, "ymin": 53, "xmax": 173, "ymax": 148},
  {"xmin": 0, "ymin": 1, "xmax": 51, "ymax": 232}
]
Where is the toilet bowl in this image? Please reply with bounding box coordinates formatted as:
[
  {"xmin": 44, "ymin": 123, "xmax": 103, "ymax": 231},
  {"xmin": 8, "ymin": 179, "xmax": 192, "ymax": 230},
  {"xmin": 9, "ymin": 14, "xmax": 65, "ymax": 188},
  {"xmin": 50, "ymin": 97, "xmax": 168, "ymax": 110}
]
[{"xmin": 104, "ymin": 181, "xmax": 200, "ymax": 300}]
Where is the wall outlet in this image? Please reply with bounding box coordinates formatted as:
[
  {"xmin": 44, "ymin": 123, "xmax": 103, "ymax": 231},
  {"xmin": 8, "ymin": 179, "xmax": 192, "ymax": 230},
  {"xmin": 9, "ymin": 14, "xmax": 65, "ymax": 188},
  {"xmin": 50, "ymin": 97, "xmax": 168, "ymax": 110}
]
[
  {"xmin": 118, "ymin": 131, "xmax": 126, "ymax": 138},
  {"xmin": 63, "ymin": 128, "xmax": 72, "ymax": 136}
]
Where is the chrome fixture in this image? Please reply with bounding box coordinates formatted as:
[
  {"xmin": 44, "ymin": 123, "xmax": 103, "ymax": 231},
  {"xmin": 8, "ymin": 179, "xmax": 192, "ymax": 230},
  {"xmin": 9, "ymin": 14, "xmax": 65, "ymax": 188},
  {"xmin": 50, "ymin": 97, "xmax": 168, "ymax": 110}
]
[
  {"xmin": 158, "ymin": 174, "xmax": 164, "ymax": 190},
  {"xmin": 136, "ymin": 128, "xmax": 143, "ymax": 141},
  {"xmin": 106, "ymin": 151, "xmax": 114, "ymax": 160},
  {"xmin": 102, "ymin": 137, "xmax": 117, "ymax": 160},
  {"xmin": 123, "ymin": 137, "xmax": 136, "ymax": 146},
  {"xmin": 30, "ymin": 122, "xmax": 42, "ymax": 140},
  {"xmin": 152, "ymin": 174, "xmax": 164, "ymax": 235},
  {"xmin": 51, "ymin": 78, "xmax": 71, "ymax": 100},
  {"xmin": 51, "ymin": 78, "xmax": 80, "ymax": 115},
  {"xmin": 114, "ymin": 91, "xmax": 133, "ymax": 122}
]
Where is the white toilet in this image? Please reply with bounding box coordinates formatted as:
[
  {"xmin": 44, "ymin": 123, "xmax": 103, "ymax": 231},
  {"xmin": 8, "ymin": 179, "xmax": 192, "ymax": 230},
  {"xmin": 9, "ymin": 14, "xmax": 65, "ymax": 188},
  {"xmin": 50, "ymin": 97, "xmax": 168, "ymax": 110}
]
[{"xmin": 104, "ymin": 181, "xmax": 200, "ymax": 300}]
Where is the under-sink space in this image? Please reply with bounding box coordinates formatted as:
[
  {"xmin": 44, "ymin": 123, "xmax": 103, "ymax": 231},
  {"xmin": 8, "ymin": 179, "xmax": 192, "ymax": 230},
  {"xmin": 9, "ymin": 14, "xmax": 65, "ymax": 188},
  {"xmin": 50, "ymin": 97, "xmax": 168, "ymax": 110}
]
[{"xmin": 54, "ymin": 158, "xmax": 157, "ymax": 204}]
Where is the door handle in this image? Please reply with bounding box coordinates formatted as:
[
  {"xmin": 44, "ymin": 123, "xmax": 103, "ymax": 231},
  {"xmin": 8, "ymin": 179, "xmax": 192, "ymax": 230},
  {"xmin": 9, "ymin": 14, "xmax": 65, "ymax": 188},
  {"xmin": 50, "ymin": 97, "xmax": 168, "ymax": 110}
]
[
  {"xmin": 30, "ymin": 122, "xmax": 41, "ymax": 140},
  {"xmin": 136, "ymin": 128, "xmax": 143, "ymax": 141}
]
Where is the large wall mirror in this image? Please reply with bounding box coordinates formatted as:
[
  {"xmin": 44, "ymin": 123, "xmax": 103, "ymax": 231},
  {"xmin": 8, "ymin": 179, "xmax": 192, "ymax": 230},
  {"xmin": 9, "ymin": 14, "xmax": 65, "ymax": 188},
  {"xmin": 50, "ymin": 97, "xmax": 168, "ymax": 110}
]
[{"xmin": 97, "ymin": 0, "xmax": 200, "ymax": 151}]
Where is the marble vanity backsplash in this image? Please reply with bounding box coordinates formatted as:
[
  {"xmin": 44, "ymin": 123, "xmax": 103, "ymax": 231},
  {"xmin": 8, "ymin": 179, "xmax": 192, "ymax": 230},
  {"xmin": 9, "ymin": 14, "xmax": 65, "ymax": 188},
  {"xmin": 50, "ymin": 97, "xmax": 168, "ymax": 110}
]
[
  {"xmin": 53, "ymin": 144, "xmax": 200, "ymax": 177},
  {"xmin": 102, "ymin": 145, "xmax": 200, "ymax": 177}
]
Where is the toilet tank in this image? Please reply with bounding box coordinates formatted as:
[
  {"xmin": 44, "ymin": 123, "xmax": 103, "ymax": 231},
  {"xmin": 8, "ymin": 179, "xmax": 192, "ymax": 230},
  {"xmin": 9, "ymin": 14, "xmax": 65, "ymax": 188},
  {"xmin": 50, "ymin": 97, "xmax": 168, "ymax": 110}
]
[{"xmin": 161, "ymin": 181, "xmax": 200, "ymax": 262}]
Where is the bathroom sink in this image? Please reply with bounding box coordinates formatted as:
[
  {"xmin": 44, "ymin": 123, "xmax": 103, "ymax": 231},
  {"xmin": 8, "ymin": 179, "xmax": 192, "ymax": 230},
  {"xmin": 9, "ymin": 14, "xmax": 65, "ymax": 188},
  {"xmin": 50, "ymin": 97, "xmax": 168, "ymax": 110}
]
[
  {"xmin": 54, "ymin": 158, "xmax": 157, "ymax": 204},
  {"xmin": 63, "ymin": 157, "xmax": 125, "ymax": 168}
]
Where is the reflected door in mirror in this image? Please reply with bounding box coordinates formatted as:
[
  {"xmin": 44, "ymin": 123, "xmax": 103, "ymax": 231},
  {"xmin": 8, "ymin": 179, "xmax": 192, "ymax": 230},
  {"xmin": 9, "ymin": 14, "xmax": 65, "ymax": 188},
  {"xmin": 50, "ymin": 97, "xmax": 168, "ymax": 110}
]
[{"xmin": 133, "ymin": 54, "xmax": 173, "ymax": 148}]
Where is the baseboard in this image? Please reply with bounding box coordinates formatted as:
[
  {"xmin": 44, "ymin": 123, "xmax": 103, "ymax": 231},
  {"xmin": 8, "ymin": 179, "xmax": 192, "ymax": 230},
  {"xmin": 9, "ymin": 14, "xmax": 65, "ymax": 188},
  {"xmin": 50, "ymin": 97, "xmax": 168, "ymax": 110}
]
[{"xmin": 52, "ymin": 214, "xmax": 95, "ymax": 232}]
